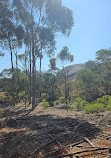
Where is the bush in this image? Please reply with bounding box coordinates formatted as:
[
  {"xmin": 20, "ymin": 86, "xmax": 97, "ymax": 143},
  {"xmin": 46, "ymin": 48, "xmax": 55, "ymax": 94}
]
[
  {"xmin": 42, "ymin": 99, "xmax": 50, "ymax": 108},
  {"xmin": 0, "ymin": 94, "xmax": 7, "ymax": 100},
  {"xmin": 59, "ymin": 96, "xmax": 65, "ymax": 103},
  {"xmin": 74, "ymin": 97, "xmax": 87, "ymax": 110},
  {"xmin": 105, "ymin": 104, "xmax": 111, "ymax": 111},
  {"xmin": 54, "ymin": 100, "xmax": 59, "ymax": 106},
  {"xmin": 0, "ymin": 93, "xmax": 12, "ymax": 101},
  {"xmin": 70, "ymin": 93, "xmax": 79, "ymax": 100},
  {"xmin": 49, "ymin": 101, "xmax": 54, "ymax": 107},
  {"xmin": 18, "ymin": 91, "xmax": 25, "ymax": 98},
  {"xmin": 96, "ymin": 95, "xmax": 111, "ymax": 107},
  {"xmin": 84, "ymin": 103, "xmax": 104, "ymax": 114},
  {"xmin": 69, "ymin": 104, "xmax": 77, "ymax": 109}
]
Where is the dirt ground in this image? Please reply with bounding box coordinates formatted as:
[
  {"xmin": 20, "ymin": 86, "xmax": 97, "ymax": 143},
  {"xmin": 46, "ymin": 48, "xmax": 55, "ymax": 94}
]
[{"xmin": 0, "ymin": 102, "xmax": 111, "ymax": 158}]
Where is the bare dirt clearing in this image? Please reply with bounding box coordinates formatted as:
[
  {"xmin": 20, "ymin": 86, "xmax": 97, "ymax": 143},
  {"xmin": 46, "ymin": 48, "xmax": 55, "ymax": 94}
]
[{"xmin": 0, "ymin": 103, "xmax": 111, "ymax": 158}]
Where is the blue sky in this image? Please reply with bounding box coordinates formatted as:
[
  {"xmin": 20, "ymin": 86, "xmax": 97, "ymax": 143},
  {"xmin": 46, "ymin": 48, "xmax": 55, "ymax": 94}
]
[{"xmin": 0, "ymin": 0, "xmax": 111, "ymax": 72}]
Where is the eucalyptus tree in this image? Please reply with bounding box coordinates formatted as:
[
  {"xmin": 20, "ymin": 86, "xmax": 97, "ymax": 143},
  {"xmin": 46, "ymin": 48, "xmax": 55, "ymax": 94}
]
[
  {"xmin": 96, "ymin": 49, "xmax": 111, "ymax": 96},
  {"xmin": 48, "ymin": 58, "xmax": 60, "ymax": 101},
  {"xmin": 57, "ymin": 46, "xmax": 74, "ymax": 108},
  {"xmin": 49, "ymin": 58, "xmax": 57, "ymax": 70},
  {"xmin": 0, "ymin": 0, "xmax": 24, "ymax": 105},
  {"xmin": 13, "ymin": 0, "xmax": 74, "ymax": 109},
  {"xmin": 75, "ymin": 69, "xmax": 100, "ymax": 102}
]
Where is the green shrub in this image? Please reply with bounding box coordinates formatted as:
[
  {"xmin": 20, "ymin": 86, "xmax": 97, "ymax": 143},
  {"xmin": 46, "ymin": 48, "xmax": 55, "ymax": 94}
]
[
  {"xmin": 18, "ymin": 91, "xmax": 25, "ymax": 98},
  {"xmin": 70, "ymin": 93, "xmax": 79, "ymax": 100},
  {"xmin": 84, "ymin": 103, "xmax": 104, "ymax": 114},
  {"xmin": 105, "ymin": 104, "xmax": 111, "ymax": 111},
  {"xmin": 0, "ymin": 94, "xmax": 7, "ymax": 100},
  {"xmin": 54, "ymin": 100, "xmax": 59, "ymax": 106},
  {"xmin": 0, "ymin": 93, "xmax": 12, "ymax": 101},
  {"xmin": 42, "ymin": 99, "xmax": 50, "ymax": 108},
  {"xmin": 69, "ymin": 104, "xmax": 77, "ymax": 109},
  {"xmin": 49, "ymin": 101, "xmax": 54, "ymax": 107},
  {"xmin": 59, "ymin": 96, "xmax": 65, "ymax": 103},
  {"xmin": 96, "ymin": 95, "xmax": 111, "ymax": 107},
  {"xmin": 74, "ymin": 97, "xmax": 87, "ymax": 110}
]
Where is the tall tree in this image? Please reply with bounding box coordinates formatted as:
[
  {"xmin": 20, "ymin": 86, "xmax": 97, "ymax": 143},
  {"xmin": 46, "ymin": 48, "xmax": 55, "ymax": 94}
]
[
  {"xmin": 57, "ymin": 46, "xmax": 74, "ymax": 108},
  {"xmin": 96, "ymin": 49, "xmax": 111, "ymax": 96},
  {"xmin": 0, "ymin": 0, "xmax": 24, "ymax": 105}
]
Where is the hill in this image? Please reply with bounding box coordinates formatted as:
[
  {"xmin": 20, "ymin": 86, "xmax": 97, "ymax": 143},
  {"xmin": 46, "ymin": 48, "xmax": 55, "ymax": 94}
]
[{"xmin": 64, "ymin": 63, "xmax": 85, "ymax": 79}]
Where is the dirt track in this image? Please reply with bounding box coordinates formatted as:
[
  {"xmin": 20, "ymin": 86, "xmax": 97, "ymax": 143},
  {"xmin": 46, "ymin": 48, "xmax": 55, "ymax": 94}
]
[{"xmin": 0, "ymin": 103, "xmax": 111, "ymax": 158}]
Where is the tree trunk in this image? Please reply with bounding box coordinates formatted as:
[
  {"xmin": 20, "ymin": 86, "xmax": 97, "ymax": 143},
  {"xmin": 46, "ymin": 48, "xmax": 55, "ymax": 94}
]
[
  {"xmin": 35, "ymin": 66, "xmax": 37, "ymax": 106},
  {"xmin": 32, "ymin": 37, "xmax": 36, "ymax": 109},
  {"xmin": 29, "ymin": 44, "xmax": 32, "ymax": 105},
  {"xmin": 25, "ymin": 47, "xmax": 27, "ymax": 109},
  {"xmin": 39, "ymin": 56, "xmax": 42, "ymax": 102},
  {"xmin": 67, "ymin": 70, "xmax": 69, "ymax": 99},
  {"xmin": 15, "ymin": 51, "xmax": 19, "ymax": 103},
  {"xmin": 9, "ymin": 39, "xmax": 15, "ymax": 106}
]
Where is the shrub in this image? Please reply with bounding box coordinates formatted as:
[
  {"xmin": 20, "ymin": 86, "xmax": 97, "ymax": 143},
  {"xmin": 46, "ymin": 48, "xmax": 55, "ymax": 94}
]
[
  {"xmin": 84, "ymin": 103, "xmax": 104, "ymax": 114},
  {"xmin": 96, "ymin": 95, "xmax": 111, "ymax": 107},
  {"xmin": 59, "ymin": 96, "xmax": 65, "ymax": 103},
  {"xmin": 70, "ymin": 93, "xmax": 79, "ymax": 100},
  {"xmin": 105, "ymin": 104, "xmax": 111, "ymax": 111},
  {"xmin": 69, "ymin": 104, "xmax": 77, "ymax": 109},
  {"xmin": 0, "ymin": 93, "xmax": 12, "ymax": 101},
  {"xmin": 0, "ymin": 94, "xmax": 7, "ymax": 100},
  {"xmin": 74, "ymin": 97, "xmax": 87, "ymax": 110},
  {"xmin": 18, "ymin": 91, "xmax": 25, "ymax": 98},
  {"xmin": 42, "ymin": 99, "xmax": 50, "ymax": 108},
  {"xmin": 49, "ymin": 101, "xmax": 54, "ymax": 107},
  {"xmin": 54, "ymin": 100, "xmax": 59, "ymax": 106}
]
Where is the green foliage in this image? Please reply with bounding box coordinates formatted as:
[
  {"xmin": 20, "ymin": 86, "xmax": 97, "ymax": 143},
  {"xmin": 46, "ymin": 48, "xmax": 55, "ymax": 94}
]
[
  {"xmin": 65, "ymin": 99, "xmax": 70, "ymax": 104},
  {"xmin": 0, "ymin": 93, "xmax": 7, "ymax": 100},
  {"xmin": 0, "ymin": 93, "xmax": 12, "ymax": 101},
  {"xmin": 49, "ymin": 58, "xmax": 57, "ymax": 70},
  {"xmin": 49, "ymin": 101, "xmax": 54, "ymax": 107},
  {"xmin": 74, "ymin": 97, "xmax": 87, "ymax": 110},
  {"xmin": 105, "ymin": 104, "xmax": 111, "ymax": 111},
  {"xmin": 59, "ymin": 96, "xmax": 65, "ymax": 103},
  {"xmin": 54, "ymin": 100, "xmax": 59, "ymax": 106},
  {"xmin": 42, "ymin": 99, "xmax": 50, "ymax": 108},
  {"xmin": 76, "ymin": 69, "xmax": 101, "ymax": 102},
  {"xmin": 96, "ymin": 49, "xmax": 111, "ymax": 63},
  {"xmin": 69, "ymin": 104, "xmax": 77, "ymax": 110},
  {"xmin": 96, "ymin": 95, "xmax": 111, "ymax": 107},
  {"xmin": 69, "ymin": 97, "xmax": 87, "ymax": 110},
  {"xmin": 58, "ymin": 47, "xmax": 74, "ymax": 63},
  {"xmin": 18, "ymin": 91, "xmax": 25, "ymax": 99},
  {"xmin": 41, "ymin": 93, "xmax": 47, "ymax": 100},
  {"xmin": 84, "ymin": 103, "xmax": 104, "ymax": 114},
  {"xmin": 70, "ymin": 93, "xmax": 79, "ymax": 101}
]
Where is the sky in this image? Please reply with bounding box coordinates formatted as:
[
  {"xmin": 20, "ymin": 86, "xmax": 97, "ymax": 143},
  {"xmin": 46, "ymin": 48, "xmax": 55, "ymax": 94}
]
[{"xmin": 1, "ymin": 0, "xmax": 111, "ymax": 72}]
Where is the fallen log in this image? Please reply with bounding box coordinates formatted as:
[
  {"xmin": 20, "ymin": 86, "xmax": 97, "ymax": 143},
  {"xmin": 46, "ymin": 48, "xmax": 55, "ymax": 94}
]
[
  {"xmin": 83, "ymin": 137, "xmax": 95, "ymax": 147},
  {"xmin": 45, "ymin": 139, "xmax": 85, "ymax": 156},
  {"xmin": 49, "ymin": 134, "xmax": 62, "ymax": 147},
  {"xmin": 31, "ymin": 132, "xmax": 70, "ymax": 155},
  {"xmin": 50, "ymin": 147, "xmax": 110, "ymax": 158}
]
